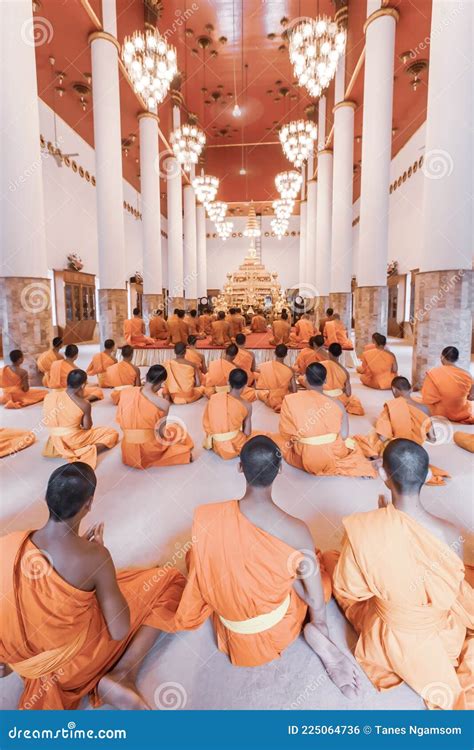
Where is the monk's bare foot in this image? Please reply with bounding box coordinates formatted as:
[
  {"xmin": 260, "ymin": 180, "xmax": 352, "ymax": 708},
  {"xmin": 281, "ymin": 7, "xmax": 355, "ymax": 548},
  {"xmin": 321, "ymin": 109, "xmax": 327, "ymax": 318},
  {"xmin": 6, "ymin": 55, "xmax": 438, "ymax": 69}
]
[
  {"xmin": 189, "ymin": 453, "xmax": 194, "ymax": 463},
  {"xmin": 97, "ymin": 671, "xmax": 151, "ymax": 710},
  {"xmin": 303, "ymin": 623, "xmax": 361, "ymax": 699}
]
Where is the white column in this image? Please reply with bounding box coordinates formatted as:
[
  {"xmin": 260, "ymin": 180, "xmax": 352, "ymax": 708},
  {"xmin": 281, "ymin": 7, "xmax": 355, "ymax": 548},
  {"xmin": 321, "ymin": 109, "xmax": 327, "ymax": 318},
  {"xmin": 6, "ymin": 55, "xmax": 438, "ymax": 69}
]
[
  {"xmin": 167, "ymin": 102, "xmax": 184, "ymax": 305},
  {"xmin": 315, "ymin": 150, "xmax": 333, "ymax": 296},
  {"xmin": 298, "ymin": 200, "xmax": 307, "ymax": 284},
  {"xmin": 139, "ymin": 113, "xmax": 162, "ymax": 297},
  {"xmin": 357, "ymin": 6, "xmax": 398, "ymax": 286},
  {"xmin": 306, "ymin": 181, "xmax": 317, "ymax": 288},
  {"xmin": 330, "ymin": 99, "xmax": 356, "ymax": 293},
  {"xmin": 196, "ymin": 204, "xmax": 207, "ymax": 298},
  {"xmin": 183, "ymin": 177, "xmax": 198, "ymax": 304}
]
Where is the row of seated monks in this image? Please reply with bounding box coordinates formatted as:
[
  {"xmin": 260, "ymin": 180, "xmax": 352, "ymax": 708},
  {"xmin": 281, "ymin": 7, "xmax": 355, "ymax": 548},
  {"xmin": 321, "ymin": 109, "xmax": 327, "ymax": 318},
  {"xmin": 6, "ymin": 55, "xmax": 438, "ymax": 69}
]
[{"xmin": 0, "ymin": 435, "xmax": 472, "ymax": 710}]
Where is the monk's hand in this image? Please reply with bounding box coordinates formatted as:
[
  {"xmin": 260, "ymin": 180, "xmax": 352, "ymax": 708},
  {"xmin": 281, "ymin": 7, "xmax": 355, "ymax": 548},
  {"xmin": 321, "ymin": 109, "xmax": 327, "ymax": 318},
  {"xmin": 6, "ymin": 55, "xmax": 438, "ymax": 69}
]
[
  {"xmin": 0, "ymin": 663, "xmax": 13, "ymax": 678},
  {"xmin": 378, "ymin": 494, "xmax": 388, "ymax": 509},
  {"xmin": 84, "ymin": 522, "xmax": 105, "ymax": 545}
]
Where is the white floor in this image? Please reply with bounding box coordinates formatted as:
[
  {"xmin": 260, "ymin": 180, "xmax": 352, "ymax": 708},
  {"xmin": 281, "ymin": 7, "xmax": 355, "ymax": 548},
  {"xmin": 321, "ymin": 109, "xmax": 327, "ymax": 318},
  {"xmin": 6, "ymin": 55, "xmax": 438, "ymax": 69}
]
[{"xmin": 0, "ymin": 340, "xmax": 472, "ymax": 711}]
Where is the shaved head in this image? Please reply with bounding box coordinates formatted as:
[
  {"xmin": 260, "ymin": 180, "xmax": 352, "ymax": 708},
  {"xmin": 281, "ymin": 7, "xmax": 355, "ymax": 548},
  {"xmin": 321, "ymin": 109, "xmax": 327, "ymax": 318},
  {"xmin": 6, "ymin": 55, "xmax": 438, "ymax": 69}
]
[
  {"xmin": 229, "ymin": 367, "xmax": 248, "ymax": 389},
  {"xmin": 240, "ymin": 436, "xmax": 281, "ymax": 487},
  {"xmin": 383, "ymin": 439, "xmax": 429, "ymax": 493},
  {"xmin": 329, "ymin": 342, "xmax": 342, "ymax": 358},
  {"xmin": 306, "ymin": 362, "xmax": 327, "ymax": 386},
  {"xmin": 391, "ymin": 376, "xmax": 411, "ymax": 392}
]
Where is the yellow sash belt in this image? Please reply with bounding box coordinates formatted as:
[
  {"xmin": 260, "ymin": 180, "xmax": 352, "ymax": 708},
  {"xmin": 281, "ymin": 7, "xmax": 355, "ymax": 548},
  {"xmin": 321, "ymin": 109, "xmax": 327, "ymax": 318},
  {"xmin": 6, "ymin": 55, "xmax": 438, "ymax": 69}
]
[
  {"xmin": 48, "ymin": 426, "xmax": 77, "ymax": 437},
  {"xmin": 9, "ymin": 628, "xmax": 88, "ymax": 679},
  {"xmin": 374, "ymin": 597, "xmax": 447, "ymax": 633},
  {"xmin": 297, "ymin": 433, "xmax": 356, "ymax": 450},
  {"xmin": 215, "ymin": 384, "xmax": 231, "ymax": 393},
  {"xmin": 324, "ymin": 388, "xmax": 343, "ymax": 397},
  {"xmin": 203, "ymin": 429, "xmax": 240, "ymax": 450},
  {"xmin": 218, "ymin": 594, "xmax": 291, "ymax": 635},
  {"xmin": 112, "ymin": 384, "xmax": 134, "ymax": 392},
  {"xmin": 123, "ymin": 428, "xmax": 156, "ymax": 444}
]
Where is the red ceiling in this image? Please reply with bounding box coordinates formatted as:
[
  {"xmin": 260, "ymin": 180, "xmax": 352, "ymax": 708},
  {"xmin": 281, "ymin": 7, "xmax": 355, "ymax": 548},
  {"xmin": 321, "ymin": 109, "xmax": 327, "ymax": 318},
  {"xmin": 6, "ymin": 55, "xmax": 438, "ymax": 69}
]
[{"xmin": 33, "ymin": 0, "xmax": 432, "ymax": 209}]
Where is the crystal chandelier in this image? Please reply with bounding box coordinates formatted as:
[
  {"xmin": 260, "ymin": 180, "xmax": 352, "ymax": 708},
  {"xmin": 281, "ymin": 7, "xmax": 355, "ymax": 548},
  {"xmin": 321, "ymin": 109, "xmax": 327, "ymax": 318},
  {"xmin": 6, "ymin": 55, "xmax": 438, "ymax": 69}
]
[
  {"xmin": 271, "ymin": 217, "xmax": 289, "ymax": 239},
  {"xmin": 216, "ymin": 220, "xmax": 233, "ymax": 240},
  {"xmin": 279, "ymin": 120, "xmax": 317, "ymax": 168},
  {"xmin": 192, "ymin": 173, "xmax": 219, "ymax": 205},
  {"xmin": 170, "ymin": 123, "xmax": 206, "ymax": 172},
  {"xmin": 206, "ymin": 200, "xmax": 227, "ymax": 223},
  {"xmin": 243, "ymin": 204, "xmax": 261, "ymax": 238},
  {"xmin": 272, "ymin": 198, "xmax": 294, "ymax": 220},
  {"xmin": 288, "ymin": 17, "xmax": 346, "ymax": 99},
  {"xmin": 122, "ymin": 29, "xmax": 177, "ymax": 112},
  {"xmin": 275, "ymin": 170, "xmax": 303, "ymax": 199}
]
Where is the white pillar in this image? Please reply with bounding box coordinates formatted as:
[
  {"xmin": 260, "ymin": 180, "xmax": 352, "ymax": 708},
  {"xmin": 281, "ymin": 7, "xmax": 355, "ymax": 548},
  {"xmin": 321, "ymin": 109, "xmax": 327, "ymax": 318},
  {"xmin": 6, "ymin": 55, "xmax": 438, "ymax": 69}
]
[
  {"xmin": 183, "ymin": 179, "xmax": 198, "ymax": 305},
  {"xmin": 139, "ymin": 113, "xmax": 162, "ymax": 313},
  {"xmin": 306, "ymin": 181, "xmax": 317, "ymax": 288},
  {"xmin": 298, "ymin": 200, "xmax": 307, "ymax": 284},
  {"xmin": 330, "ymin": 100, "xmax": 356, "ymax": 293},
  {"xmin": 167, "ymin": 102, "xmax": 184, "ymax": 306},
  {"xmin": 196, "ymin": 204, "xmax": 207, "ymax": 298},
  {"xmin": 315, "ymin": 150, "xmax": 333, "ymax": 297}
]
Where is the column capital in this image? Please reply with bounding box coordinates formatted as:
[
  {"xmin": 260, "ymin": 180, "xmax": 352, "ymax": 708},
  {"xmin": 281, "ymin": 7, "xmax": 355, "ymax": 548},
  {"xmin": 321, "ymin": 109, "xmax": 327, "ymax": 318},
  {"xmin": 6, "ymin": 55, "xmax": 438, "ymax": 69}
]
[
  {"xmin": 318, "ymin": 148, "xmax": 333, "ymax": 157},
  {"xmin": 363, "ymin": 7, "xmax": 399, "ymax": 35},
  {"xmin": 307, "ymin": 178, "xmax": 317, "ymax": 184},
  {"xmin": 170, "ymin": 89, "xmax": 184, "ymax": 107},
  {"xmin": 333, "ymin": 100, "xmax": 357, "ymax": 113},
  {"xmin": 138, "ymin": 112, "xmax": 160, "ymax": 124},
  {"xmin": 88, "ymin": 31, "xmax": 121, "ymax": 53}
]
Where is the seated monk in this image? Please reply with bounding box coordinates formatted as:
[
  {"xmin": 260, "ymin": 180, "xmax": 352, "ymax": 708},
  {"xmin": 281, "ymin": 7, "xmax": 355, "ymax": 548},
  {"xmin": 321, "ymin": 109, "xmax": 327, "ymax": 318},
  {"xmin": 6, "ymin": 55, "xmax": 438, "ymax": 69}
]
[
  {"xmin": 149, "ymin": 310, "xmax": 169, "ymax": 342},
  {"xmin": 197, "ymin": 308, "xmax": 213, "ymax": 337},
  {"xmin": 185, "ymin": 335, "xmax": 207, "ymax": 383},
  {"xmin": 0, "ymin": 428, "xmax": 35, "ymax": 458},
  {"xmin": 323, "ymin": 344, "xmax": 364, "ymax": 416},
  {"xmin": 185, "ymin": 309, "xmax": 204, "ymax": 339},
  {"xmin": 37, "ymin": 336, "xmax": 63, "ymax": 386},
  {"xmin": 43, "ymin": 369, "xmax": 119, "ymax": 469},
  {"xmin": 256, "ymin": 344, "xmax": 297, "ymax": 413},
  {"xmin": 163, "ymin": 343, "xmax": 203, "ymax": 404},
  {"xmin": 294, "ymin": 335, "xmax": 327, "ymax": 377},
  {"xmin": 0, "ymin": 350, "xmax": 47, "ymax": 409},
  {"xmin": 354, "ymin": 376, "xmax": 449, "ymax": 486},
  {"xmin": 234, "ymin": 333, "xmax": 257, "ymax": 386},
  {"xmin": 86, "ymin": 339, "xmax": 117, "ymax": 387},
  {"xmin": 251, "ymin": 310, "xmax": 267, "ymax": 333},
  {"xmin": 421, "ymin": 346, "xmax": 474, "ymax": 424},
  {"xmin": 324, "ymin": 314, "xmax": 353, "ymax": 350},
  {"xmin": 288, "ymin": 313, "xmax": 316, "ymax": 348},
  {"xmin": 102, "ymin": 345, "xmax": 141, "ymax": 405},
  {"xmin": 277, "ymin": 363, "xmax": 376, "ymax": 478},
  {"xmin": 49, "ymin": 345, "xmax": 103, "ymax": 402},
  {"xmin": 357, "ymin": 333, "xmax": 397, "ymax": 389},
  {"xmin": 454, "ymin": 432, "xmax": 474, "ymax": 453},
  {"xmin": 176, "ymin": 436, "xmax": 360, "ymax": 696},
  {"xmin": 210, "ymin": 310, "xmax": 232, "ymax": 346},
  {"xmin": 167, "ymin": 309, "xmax": 190, "ymax": 346},
  {"xmin": 323, "ymin": 439, "xmax": 473, "ymax": 710},
  {"xmin": 318, "ymin": 307, "xmax": 335, "ymax": 336},
  {"xmin": 0, "ymin": 463, "xmax": 185, "ymax": 709},
  {"xmin": 117, "ymin": 365, "xmax": 193, "ymax": 469},
  {"xmin": 227, "ymin": 307, "xmax": 246, "ymax": 338},
  {"xmin": 203, "ymin": 344, "xmax": 256, "ymax": 402},
  {"xmin": 269, "ymin": 310, "xmax": 291, "ymax": 346},
  {"xmin": 203, "ymin": 369, "xmax": 254, "ymax": 460},
  {"xmin": 123, "ymin": 307, "xmax": 155, "ymax": 347}
]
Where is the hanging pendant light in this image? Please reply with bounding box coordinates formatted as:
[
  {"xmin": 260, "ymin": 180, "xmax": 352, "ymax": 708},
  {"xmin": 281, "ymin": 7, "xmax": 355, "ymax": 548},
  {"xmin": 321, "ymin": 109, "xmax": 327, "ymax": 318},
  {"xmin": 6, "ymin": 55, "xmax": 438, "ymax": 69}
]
[
  {"xmin": 192, "ymin": 173, "xmax": 219, "ymax": 204},
  {"xmin": 279, "ymin": 119, "xmax": 317, "ymax": 168},
  {"xmin": 170, "ymin": 121, "xmax": 206, "ymax": 172},
  {"xmin": 275, "ymin": 170, "xmax": 303, "ymax": 199},
  {"xmin": 272, "ymin": 198, "xmax": 294, "ymax": 220},
  {"xmin": 206, "ymin": 200, "xmax": 227, "ymax": 222},
  {"xmin": 288, "ymin": 17, "xmax": 346, "ymax": 99},
  {"xmin": 122, "ymin": 29, "xmax": 177, "ymax": 112}
]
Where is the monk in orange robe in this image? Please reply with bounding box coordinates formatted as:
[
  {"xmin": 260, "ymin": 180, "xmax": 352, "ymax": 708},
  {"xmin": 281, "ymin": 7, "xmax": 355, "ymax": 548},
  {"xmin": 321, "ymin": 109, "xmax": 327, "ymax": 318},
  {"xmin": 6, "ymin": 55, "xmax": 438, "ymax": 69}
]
[
  {"xmin": 0, "ymin": 350, "xmax": 47, "ymax": 409},
  {"xmin": 163, "ymin": 343, "xmax": 203, "ymax": 404},
  {"xmin": 227, "ymin": 307, "xmax": 246, "ymax": 338},
  {"xmin": 36, "ymin": 336, "xmax": 64, "ymax": 386},
  {"xmin": 233, "ymin": 333, "xmax": 257, "ymax": 386},
  {"xmin": 123, "ymin": 307, "xmax": 155, "ymax": 347},
  {"xmin": 185, "ymin": 309, "xmax": 204, "ymax": 338},
  {"xmin": 0, "ymin": 463, "xmax": 186, "ymax": 710},
  {"xmin": 288, "ymin": 313, "xmax": 315, "ymax": 347},
  {"xmin": 149, "ymin": 310, "xmax": 169, "ymax": 342},
  {"xmin": 250, "ymin": 310, "xmax": 267, "ymax": 333},
  {"xmin": 49, "ymin": 345, "xmax": 103, "ymax": 402},
  {"xmin": 270, "ymin": 311, "xmax": 291, "ymax": 345},
  {"xmin": 86, "ymin": 339, "xmax": 117, "ymax": 387},
  {"xmin": 354, "ymin": 376, "xmax": 449, "ymax": 486},
  {"xmin": 294, "ymin": 335, "xmax": 327, "ymax": 376},
  {"xmin": 454, "ymin": 432, "xmax": 474, "ymax": 453},
  {"xmin": 324, "ymin": 314, "xmax": 353, "ymax": 350},
  {"xmin": 0, "ymin": 428, "xmax": 35, "ymax": 458},
  {"xmin": 102, "ymin": 345, "xmax": 141, "ymax": 405},
  {"xmin": 357, "ymin": 332, "xmax": 398, "ymax": 389},
  {"xmin": 176, "ymin": 436, "xmax": 360, "ymax": 696},
  {"xmin": 203, "ymin": 345, "xmax": 256, "ymax": 402},
  {"xmin": 323, "ymin": 439, "xmax": 473, "ymax": 710},
  {"xmin": 323, "ymin": 344, "xmax": 364, "ymax": 416},
  {"xmin": 278, "ymin": 363, "xmax": 376, "ymax": 477},
  {"xmin": 117, "ymin": 365, "xmax": 193, "ymax": 468},
  {"xmin": 421, "ymin": 346, "xmax": 474, "ymax": 424},
  {"xmin": 210, "ymin": 311, "xmax": 232, "ymax": 346},
  {"xmin": 203, "ymin": 369, "xmax": 254, "ymax": 459},
  {"xmin": 256, "ymin": 344, "xmax": 297, "ymax": 413},
  {"xmin": 318, "ymin": 307, "xmax": 335, "ymax": 336},
  {"xmin": 185, "ymin": 335, "xmax": 207, "ymax": 383},
  {"xmin": 197, "ymin": 309, "xmax": 213, "ymax": 336},
  {"xmin": 167, "ymin": 309, "xmax": 190, "ymax": 345}
]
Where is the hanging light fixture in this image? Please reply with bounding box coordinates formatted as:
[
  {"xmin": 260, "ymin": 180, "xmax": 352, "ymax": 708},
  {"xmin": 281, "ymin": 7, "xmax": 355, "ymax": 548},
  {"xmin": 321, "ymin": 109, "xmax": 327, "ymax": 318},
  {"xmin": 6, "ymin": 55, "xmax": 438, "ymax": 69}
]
[
  {"xmin": 271, "ymin": 217, "xmax": 289, "ymax": 239},
  {"xmin": 206, "ymin": 200, "xmax": 227, "ymax": 222},
  {"xmin": 122, "ymin": 29, "xmax": 177, "ymax": 112},
  {"xmin": 170, "ymin": 121, "xmax": 206, "ymax": 172},
  {"xmin": 243, "ymin": 203, "xmax": 261, "ymax": 238},
  {"xmin": 275, "ymin": 170, "xmax": 303, "ymax": 199},
  {"xmin": 279, "ymin": 120, "xmax": 317, "ymax": 168},
  {"xmin": 272, "ymin": 198, "xmax": 294, "ymax": 220},
  {"xmin": 192, "ymin": 173, "xmax": 219, "ymax": 204},
  {"xmin": 288, "ymin": 17, "xmax": 346, "ymax": 99},
  {"xmin": 216, "ymin": 220, "xmax": 233, "ymax": 240}
]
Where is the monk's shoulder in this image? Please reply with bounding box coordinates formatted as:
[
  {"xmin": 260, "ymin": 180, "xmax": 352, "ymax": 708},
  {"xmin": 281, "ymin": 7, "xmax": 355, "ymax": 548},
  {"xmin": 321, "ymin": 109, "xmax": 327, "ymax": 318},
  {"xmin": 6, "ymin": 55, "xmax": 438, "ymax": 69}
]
[
  {"xmin": 193, "ymin": 501, "xmax": 234, "ymax": 531},
  {"xmin": 342, "ymin": 507, "xmax": 383, "ymax": 538}
]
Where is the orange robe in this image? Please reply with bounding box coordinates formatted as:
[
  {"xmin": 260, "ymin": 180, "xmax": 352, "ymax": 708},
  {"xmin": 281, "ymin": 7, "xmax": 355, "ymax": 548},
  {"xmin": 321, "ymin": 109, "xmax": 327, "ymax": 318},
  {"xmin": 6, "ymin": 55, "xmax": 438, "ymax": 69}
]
[
  {"xmin": 36, "ymin": 349, "xmax": 63, "ymax": 386},
  {"xmin": 322, "ymin": 360, "xmax": 365, "ymax": 416},
  {"xmin": 176, "ymin": 500, "xmax": 331, "ymax": 667},
  {"xmin": 102, "ymin": 360, "xmax": 138, "ymax": 405},
  {"xmin": 163, "ymin": 360, "xmax": 203, "ymax": 404},
  {"xmin": 324, "ymin": 504, "xmax": 474, "ymax": 710},
  {"xmin": 0, "ymin": 530, "xmax": 185, "ymax": 710},
  {"xmin": 251, "ymin": 315, "xmax": 267, "ymax": 333},
  {"xmin": 198, "ymin": 313, "xmax": 212, "ymax": 336},
  {"xmin": 421, "ymin": 366, "xmax": 474, "ymax": 424},
  {"xmin": 167, "ymin": 318, "xmax": 189, "ymax": 345},
  {"xmin": 256, "ymin": 361, "xmax": 294, "ymax": 413},
  {"xmin": 0, "ymin": 428, "xmax": 35, "ymax": 458},
  {"xmin": 149, "ymin": 317, "xmax": 169, "ymax": 340},
  {"xmin": 203, "ymin": 392, "xmax": 249, "ymax": 459},
  {"xmin": 185, "ymin": 349, "xmax": 205, "ymax": 384},
  {"xmin": 294, "ymin": 347, "xmax": 325, "ymax": 375},
  {"xmin": 270, "ymin": 319, "xmax": 291, "ymax": 345},
  {"xmin": 228, "ymin": 314, "xmax": 245, "ymax": 338},
  {"xmin": 116, "ymin": 387, "xmax": 193, "ymax": 468},
  {"xmin": 0, "ymin": 367, "xmax": 47, "ymax": 409},
  {"xmin": 48, "ymin": 360, "xmax": 104, "ymax": 401},
  {"xmin": 354, "ymin": 397, "xmax": 450, "ymax": 486},
  {"xmin": 289, "ymin": 318, "xmax": 315, "ymax": 347},
  {"xmin": 454, "ymin": 432, "xmax": 474, "ymax": 453},
  {"xmin": 233, "ymin": 348, "xmax": 255, "ymax": 385},
  {"xmin": 185, "ymin": 315, "xmax": 199, "ymax": 336},
  {"xmin": 123, "ymin": 317, "xmax": 155, "ymax": 347},
  {"xmin": 324, "ymin": 320, "xmax": 353, "ymax": 349},
  {"xmin": 86, "ymin": 352, "xmax": 116, "ymax": 387},
  {"xmin": 278, "ymin": 390, "xmax": 376, "ymax": 477},
  {"xmin": 42, "ymin": 391, "xmax": 119, "ymax": 469},
  {"xmin": 203, "ymin": 359, "xmax": 256, "ymax": 402},
  {"xmin": 210, "ymin": 320, "xmax": 232, "ymax": 346},
  {"xmin": 358, "ymin": 348, "xmax": 397, "ymax": 390}
]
